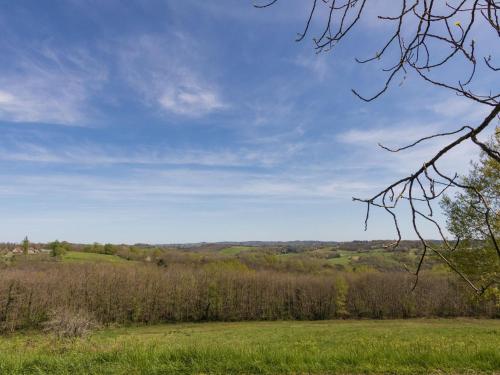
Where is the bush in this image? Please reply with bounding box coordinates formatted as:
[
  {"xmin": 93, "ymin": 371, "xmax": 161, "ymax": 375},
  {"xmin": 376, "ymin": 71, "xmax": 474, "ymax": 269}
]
[
  {"xmin": 42, "ymin": 308, "xmax": 99, "ymax": 338},
  {"xmin": 48, "ymin": 240, "xmax": 69, "ymax": 257}
]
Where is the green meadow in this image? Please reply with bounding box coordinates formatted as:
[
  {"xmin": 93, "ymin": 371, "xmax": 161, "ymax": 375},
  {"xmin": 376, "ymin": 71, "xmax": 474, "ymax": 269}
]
[
  {"xmin": 1, "ymin": 319, "xmax": 499, "ymax": 374},
  {"xmin": 218, "ymin": 245, "xmax": 255, "ymax": 255},
  {"xmin": 62, "ymin": 251, "xmax": 130, "ymax": 264}
]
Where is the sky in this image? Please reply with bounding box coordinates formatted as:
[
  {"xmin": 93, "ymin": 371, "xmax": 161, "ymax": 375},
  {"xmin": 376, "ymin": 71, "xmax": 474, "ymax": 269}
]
[{"xmin": 0, "ymin": 0, "xmax": 497, "ymax": 244}]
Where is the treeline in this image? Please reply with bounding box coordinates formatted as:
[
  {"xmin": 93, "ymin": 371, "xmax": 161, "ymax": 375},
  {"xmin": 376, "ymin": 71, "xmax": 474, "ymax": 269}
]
[
  {"xmin": 1, "ymin": 240, "xmax": 467, "ymax": 255},
  {"xmin": 0, "ymin": 262, "xmax": 497, "ymax": 333}
]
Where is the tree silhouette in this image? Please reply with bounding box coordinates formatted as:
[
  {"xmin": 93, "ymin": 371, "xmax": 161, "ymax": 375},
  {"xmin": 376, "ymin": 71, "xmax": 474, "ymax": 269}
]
[{"xmin": 256, "ymin": 0, "xmax": 499, "ymax": 292}]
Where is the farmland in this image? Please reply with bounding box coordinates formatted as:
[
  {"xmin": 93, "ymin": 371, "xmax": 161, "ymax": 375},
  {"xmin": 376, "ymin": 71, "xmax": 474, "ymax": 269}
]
[
  {"xmin": 1, "ymin": 240, "xmax": 498, "ymax": 374},
  {"xmin": 62, "ymin": 251, "xmax": 129, "ymax": 264}
]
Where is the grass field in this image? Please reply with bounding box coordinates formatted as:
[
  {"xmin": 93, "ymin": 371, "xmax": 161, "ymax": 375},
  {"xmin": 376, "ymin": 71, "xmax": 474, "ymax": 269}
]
[
  {"xmin": 219, "ymin": 245, "xmax": 254, "ymax": 255},
  {"xmin": 1, "ymin": 319, "xmax": 499, "ymax": 374},
  {"xmin": 62, "ymin": 251, "xmax": 129, "ymax": 264},
  {"xmin": 324, "ymin": 249, "xmax": 391, "ymax": 265}
]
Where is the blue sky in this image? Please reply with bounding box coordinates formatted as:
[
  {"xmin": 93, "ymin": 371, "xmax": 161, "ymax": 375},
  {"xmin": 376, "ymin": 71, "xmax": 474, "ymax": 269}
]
[{"xmin": 0, "ymin": 0, "xmax": 496, "ymax": 243}]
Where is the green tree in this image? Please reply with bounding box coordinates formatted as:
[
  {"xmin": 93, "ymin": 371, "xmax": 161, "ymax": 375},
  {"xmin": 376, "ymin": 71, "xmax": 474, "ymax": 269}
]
[
  {"xmin": 91, "ymin": 242, "xmax": 104, "ymax": 254},
  {"xmin": 49, "ymin": 240, "xmax": 68, "ymax": 258},
  {"xmin": 22, "ymin": 236, "xmax": 29, "ymax": 256},
  {"xmin": 441, "ymin": 130, "xmax": 499, "ymax": 291},
  {"xmin": 103, "ymin": 243, "xmax": 116, "ymax": 255},
  {"xmin": 334, "ymin": 276, "xmax": 349, "ymax": 318}
]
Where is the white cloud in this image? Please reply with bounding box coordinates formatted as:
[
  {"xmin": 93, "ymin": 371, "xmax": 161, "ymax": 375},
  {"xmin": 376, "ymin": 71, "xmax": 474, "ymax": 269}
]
[
  {"xmin": 294, "ymin": 54, "xmax": 329, "ymax": 80},
  {"xmin": 336, "ymin": 121, "xmax": 481, "ymax": 176},
  {"xmin": 0, "ymin": 91, "xmax": 15, "ymax": 104},
  {"xmin": 117, "ymin": 34, "xmax": 226, "ymax": 117},
  {"xmin": 0, "ymin": 32, "xmax": 226, "ymax": 122},
  {"xmin": 159, "ymin": 83, "xmax": 225, "ymax": 116},
  {"xmin": 337, "ymin": 123, "xmax": 443, "ymax": 145},
  {"xmin": 0, "ymin": 141, "xmax": 301, "ymax": 168},
  {"xmin": 0, "ymin": 47, "xmax": 106, "ymax": 125},
  {"xmin": 0, "ymin": 167, "xmax": 375, "ymax": 202},
  {"xmin": 428, "ymin": 96, "xmax": 490, "ymax": 122}
]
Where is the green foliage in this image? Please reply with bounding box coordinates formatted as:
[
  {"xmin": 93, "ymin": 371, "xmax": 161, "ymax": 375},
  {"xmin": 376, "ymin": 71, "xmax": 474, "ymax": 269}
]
[
  {"xmin": 62, "ymin": 251, "xmax": 128, "ymax": 264},
  {"xmin": 103, "ymin": 243, "xmax": 116, "ymax": 255},
  {"xmin": 21, "ymin": 236, "xmax": 29, "ymax": 255},
  {"xmin": 334, "ymin": 276, "xmax": 349, "ymax": 318},
  {"xmin": 0, "ymin": 320, "xmax": 498, "ymax": 374},
  {"xmin": 219, "ymin": 246, "xmax": 253, "ymax": 255},
  {"xmin": 441, "ymin": 131, "xmax": 499, "ymax": 241},
  {"xmin": 441, "ymin": 130, "xmax": 499, "ymax": 286},
  {"xmin": 48, "ymin": 240, "xmax": 69, "ymax": 258},
  {"xmin": 2, "ymin": 239, "xmax": 450, "ymax": 273},
  {"xmin": 82, "ymin": 242, "xmax": 105, "ymax": 254}
]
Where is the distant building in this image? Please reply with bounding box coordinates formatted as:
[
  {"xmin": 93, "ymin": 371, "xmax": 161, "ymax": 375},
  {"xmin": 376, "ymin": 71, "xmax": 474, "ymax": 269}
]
[{"xmin": 11, "ymin": 247, "xmax": 40, "ymax": 254}]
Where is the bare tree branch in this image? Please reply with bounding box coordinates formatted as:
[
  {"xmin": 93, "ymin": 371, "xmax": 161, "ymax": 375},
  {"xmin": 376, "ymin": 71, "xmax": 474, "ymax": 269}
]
[{"xmin": 257, "ymin": 0, "xmax": 500, "ymax": 292}]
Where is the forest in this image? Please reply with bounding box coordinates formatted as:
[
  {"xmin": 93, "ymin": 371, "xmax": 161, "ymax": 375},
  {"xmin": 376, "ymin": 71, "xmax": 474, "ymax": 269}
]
[{"xmin": 0, "ymin": 239, "xmax": 498, "ymax": 335}]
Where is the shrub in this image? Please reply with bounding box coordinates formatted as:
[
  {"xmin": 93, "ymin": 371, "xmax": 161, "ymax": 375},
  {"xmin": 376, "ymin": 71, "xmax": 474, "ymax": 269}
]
[
  {"xmin": 48, "ymin": 240, "xmax": 69, "ymax": 257},
  {"xmin": 42, "ymin": 308, "xmax": 99, "ymax": 338}
]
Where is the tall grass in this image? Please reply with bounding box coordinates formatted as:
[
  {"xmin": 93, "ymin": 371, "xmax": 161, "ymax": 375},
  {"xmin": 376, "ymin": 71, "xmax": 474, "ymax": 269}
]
[{"xmin": 0, "ymin": 320, "xmax": 499, "ymax": 374}]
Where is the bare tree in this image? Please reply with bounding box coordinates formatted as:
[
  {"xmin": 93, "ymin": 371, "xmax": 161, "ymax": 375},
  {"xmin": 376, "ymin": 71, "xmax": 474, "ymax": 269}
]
[{"xmin": 255, "ymin": 0, "xmax": 499, "ymax": 293}]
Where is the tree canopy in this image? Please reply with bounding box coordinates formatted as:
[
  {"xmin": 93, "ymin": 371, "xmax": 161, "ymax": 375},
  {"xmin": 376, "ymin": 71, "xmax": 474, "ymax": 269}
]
[{"xmin": 441, "ymin": 130, "xmax": 499, "ymax": 290}]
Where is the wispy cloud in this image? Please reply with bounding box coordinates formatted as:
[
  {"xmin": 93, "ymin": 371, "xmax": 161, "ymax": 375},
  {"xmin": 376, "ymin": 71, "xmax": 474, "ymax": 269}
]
[
  {"xmin": 0, "ymin": 46, "xmax": 107, "ymax": 125},
  {"xmin": 159, "ymin": 82, "xmax": 225, "ymax": 116},
  {"xmin": 428, "ymin": 96, "xmax": 490, "ymax": 122},
  {"xmin": 0, "ymin": 167, "xmax": 376, "ymax": 202},
  {"xmin": 337, "ymin": 120, "xmax": 451, "ymax": 146},
  {"xmin": 117, "ymin": 33, "xmax": 226, "ymax": 117},
  {"xmin": 293, "ymin": 54, "xmax": 329, "ymax": 80},
  {"xmin": 0, "ymin": 141, "xmax": 303, "ymax": 168},
  {"xmin": 336, "ymin": 120, "xmax": 481, "ymax": 175}
]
